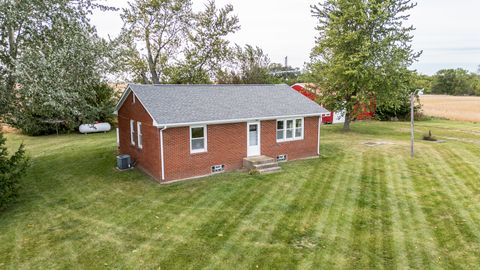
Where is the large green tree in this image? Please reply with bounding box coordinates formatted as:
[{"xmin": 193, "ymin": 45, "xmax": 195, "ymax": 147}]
[
  {"xmin": 431, "ymin": 69, "xmax": 480, "ymax": 96},
  {"xmin": 118, "ymin": 0, "xmax": 239, "ymax": 84},
  {"xmin": 167, "ymin": 1, "xmax": 240, "ymax": 84},
  {"xmin": 217, "ymin": 44, "xmax": 274, "ymax": 84},
  {"xmin": 308, "ymin": 0, "xmax": 421, "ymax": 131},
  {"xmin": 0, "ymin": 0, "xmax": 112, "ymax": 117},
  {"xmin": 119, "ymin": 0, "xmax": 192, "ymax": 84},
  {"xmin": 0, "ymin": 0, "xmax": 116, "ymax": 135}
]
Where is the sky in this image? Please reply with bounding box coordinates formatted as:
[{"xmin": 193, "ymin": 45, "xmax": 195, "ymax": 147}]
[{"xmin": 90, "ymin": 0, "xmax": 480, "ymax": 75}]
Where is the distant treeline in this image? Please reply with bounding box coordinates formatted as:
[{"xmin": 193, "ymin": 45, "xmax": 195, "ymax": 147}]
[{"xmin": 414, "ymin": 68, "xmax": 480, "ymax": 96}]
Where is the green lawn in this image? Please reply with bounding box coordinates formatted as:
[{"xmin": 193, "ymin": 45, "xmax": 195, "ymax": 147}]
[{"xmin": 1, "ymin": 120, "xmax": 480, "ymax": 269}]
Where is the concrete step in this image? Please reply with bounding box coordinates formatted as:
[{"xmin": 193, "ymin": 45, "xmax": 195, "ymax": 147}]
[
  {"xmin": 253, "ymin": 162, "xmax": 279, "ymax": 170},
  {"xmin": 257, "ymin": 166, "xmax": 282, "ymax": 174},
  {"xmin": 243, "ymin": 155, "xmax": 276, "ymax": 169}
]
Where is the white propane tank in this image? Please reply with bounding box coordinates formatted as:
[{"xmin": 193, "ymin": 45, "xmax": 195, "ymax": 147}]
[{"xmin": 79, "ymin": 123, "xmax": 112, "ymax": 134}]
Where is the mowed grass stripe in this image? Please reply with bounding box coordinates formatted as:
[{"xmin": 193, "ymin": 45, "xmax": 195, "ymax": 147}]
[
  {"xmin": 205, "ymin": 160, "xmax": 328, "ymax": 269},
  {"xmin": 132, "ymin": 180, "xmax": 256, "ymax": 241},
  {"xmin": 424, "ymin": 147, "xmax": 480, "ymax": 239},
  {"xmin": 307, "ymin": 150, "xmax": 364, "ymax": 268},
  {"xmin": 439, "ymin": 146, "xmax": 480, "ymax": 194},
  {"xmin": 161, "ymin": 164, "xmax": 323, "ymax": 269},
  {"xmin": 394, "ymin": 150, "xmax": 442, "ymax": 268},
  {"xmin": 65, "ymin": 179, "xmax": 242, "ymax": 267},
  {"xmin": 409, "ymin": 147, "xmax": 480, "ymax": 268},
  {"xmin": 294, "ymin": 150, "xmax": 364, "ymax": 269},
  {"xmin": 154, "ymin": 177, "xmax": 280, "ymax": 268},
  {"xmin": 377, "ymin": 151, "xmax": 396, "ymax": 269},
  {"xmin": 383, "ymin": 151, "xmax": 414, "ymax": 269},
  {"xmin": 349, "ymin": 149, "xmax": 380, "ymax": 269},
  {"xmin": 238, "ymin": 160, "xmax": 337, "ymax": 267},
  {"xmin": 424, "ymin": 146, "xmax": 480, "ymax": 262},
  {"xmin": 203, "ymin": 183, "xmax": 306, "ymax": 268},
  {"xmin": 5, "ymin": 148, "xmax": 124, "ymax": 268}
]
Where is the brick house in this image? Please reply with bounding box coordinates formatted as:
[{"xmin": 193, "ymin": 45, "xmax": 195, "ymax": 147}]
[{"xmin": 115, "ymin": 84, "xmax": 329, "ymax": 182}]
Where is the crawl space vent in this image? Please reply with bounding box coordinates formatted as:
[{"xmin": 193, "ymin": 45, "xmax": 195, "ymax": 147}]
[{"xmin": 211, "ymin": 164, "xmax": 225, "ymax": 173}]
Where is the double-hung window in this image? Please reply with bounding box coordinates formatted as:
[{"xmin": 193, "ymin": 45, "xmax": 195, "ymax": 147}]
[
  {"xmin": 130, "ymin": 120, "xmax": 135, "ymax": 145},
  {"xmin": 190, "ymin": 125, "xmax": 207, "ymax": 153},
  {"xmin": 276, "ymin": 118, "xmax": 303, "ymax": 142},
  {"xmin": 137, "ymin": 122, "xmax": 143, "ymax": 149}
]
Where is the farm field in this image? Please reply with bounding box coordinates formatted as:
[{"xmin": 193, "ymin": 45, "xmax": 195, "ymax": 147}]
[
  {"xmin": 1, "ymin": 120, "xmax": 480, "ymax": 269},
  {"xmin": 420, "ymin": 94, "xmax": 480, "ymax": 122}
]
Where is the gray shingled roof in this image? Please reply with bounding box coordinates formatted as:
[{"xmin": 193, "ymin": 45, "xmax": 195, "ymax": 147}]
[{"xmin": 118, "ymin": 84, "xmax": 329, "ymax": 126}]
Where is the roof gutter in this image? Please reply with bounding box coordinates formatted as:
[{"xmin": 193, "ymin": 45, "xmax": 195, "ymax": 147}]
[{"xmin": 153, "ymin": 112, "xmax": 330, "ymax": 128}]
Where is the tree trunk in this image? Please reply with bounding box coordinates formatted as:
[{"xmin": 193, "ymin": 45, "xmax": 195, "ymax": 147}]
[
  {"xmin": 147, "ymin": 56, "xmax": 160, "ymax": 84},
  {"xmin": 144, "ymin": 30, "xmax": 160, "ymax": 84},
  {"xmin": 1, "ymin": 26, "xmax": 18, "ymax": 116},
  {"xmin": 343, "ymin": 110, "xmax": 352, "ymax": 131}
]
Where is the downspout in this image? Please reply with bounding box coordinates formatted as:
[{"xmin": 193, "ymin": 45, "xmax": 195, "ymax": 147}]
[
  {"xmin": 159, "ymin": 126, "xmax": 167, "ymax": 181},
  {"xmin": 317, "ymin": 116, "xmax": 321, "ymax": 156}
]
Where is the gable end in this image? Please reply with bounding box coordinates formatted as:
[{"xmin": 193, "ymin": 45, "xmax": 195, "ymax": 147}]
[{"xmin": 115, "ymin": 85, "xmax": 160, "ymax": 127}]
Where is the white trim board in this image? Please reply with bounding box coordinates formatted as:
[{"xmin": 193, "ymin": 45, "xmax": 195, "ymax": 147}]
[{"xmin": 153, "ymin": 113, "xmax": 328, "ymax": 128}]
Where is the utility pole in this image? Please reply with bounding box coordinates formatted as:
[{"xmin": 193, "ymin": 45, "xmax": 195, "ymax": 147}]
[{"xmin": 410, "ymin": 89, "xmax": 423, "ymax": 158}]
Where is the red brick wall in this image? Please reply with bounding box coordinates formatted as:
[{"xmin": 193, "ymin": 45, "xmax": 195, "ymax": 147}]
[
  {"xmin": 261, "ymin": 116, "xmax": 319, "ymax": 160},
  {"xmin": 118, "ymin": 92, "xmax": 161, "ymax": 179},
  {"xmin": 162, "ymin": 117, "xmax": 319, "ymax": 181},
  {"xmin": 163, "ymin": 123, "xmax": 247, "ymax": 181}
]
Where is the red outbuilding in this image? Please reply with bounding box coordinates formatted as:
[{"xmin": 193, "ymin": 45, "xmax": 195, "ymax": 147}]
[{"xmin": 291, "ymin": 83, "xmax": 375, "ymax": 124}]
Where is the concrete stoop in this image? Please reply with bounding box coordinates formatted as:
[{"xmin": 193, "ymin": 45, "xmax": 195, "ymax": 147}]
[{"xmin": 243, "ymin": 155, "xmax": 282, "ymax": 174}]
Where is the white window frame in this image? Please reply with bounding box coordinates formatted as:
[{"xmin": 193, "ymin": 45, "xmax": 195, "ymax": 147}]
[
  {"xmin": 137, "ymin": 122, "xmax": 143, "ymax": 149},
  {"xmin": 276, "ymin": 117, "xmax": 304, "ymax": 142},
  {"xmin": 190, "ymin": 125, "xmax": 207, "ymax": 154},
  {"xmin": 130, "ymin": 120, "xmax": 135, "ymax": 146}
]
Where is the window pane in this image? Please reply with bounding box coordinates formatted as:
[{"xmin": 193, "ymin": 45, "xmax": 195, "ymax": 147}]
[
  {"xmin": 277, "ymin": 121, "xmax": 284, "ymax": 130},
  {"xmin": 191, "ymin": 127, "xmax": 204, "ymax": 138},
  {"xmin": 139, "ymin": 134, "xmax": 143, "ymax": 146},
  {"xmin": 286, "ymin": 120, "xmax": 294, "ymax": 129},
  {"xmin": 249, "ymin": 131, "xmax": 258, "ymax": 146},
  {"xmin": 191, "ymin": 138, "xmax": 205, "ymax": 150},
  {"xmin": 295, "ymin": 128, "xmax": 302, "ymax": 138},
  {"xmin": 296, "ymin": 119, "xmax": 302, "ymax": 128},
  {"xmin": 276, "ymin": 130, "xmax": 284, "ymax": 140},
  {"xmin": 286, "ymin": 129, "xmax": 293, "ymax": 139},
  {"xmin": 249, "ymin": 124, "xmax": 258, "ymax": 146}
]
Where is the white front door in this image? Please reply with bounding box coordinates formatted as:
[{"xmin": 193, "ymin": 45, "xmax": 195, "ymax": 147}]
[{"xmin": 247, "ymin": 122, "xmax": 261, "ymax": 157}]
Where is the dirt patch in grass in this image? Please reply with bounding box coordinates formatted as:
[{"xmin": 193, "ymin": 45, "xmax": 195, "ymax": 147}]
[{"xmin": 363, "ymin": 141, "xmax": 395, "ymax": 147}]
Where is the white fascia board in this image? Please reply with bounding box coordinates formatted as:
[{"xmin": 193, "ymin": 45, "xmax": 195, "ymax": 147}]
[
  {"xmin": 154, "ymin": 113, "xmax": 328, "ymax": 128},
  {"xmin": 114, "ymin": 85, "xmax": 132, "ymax": 114}
]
